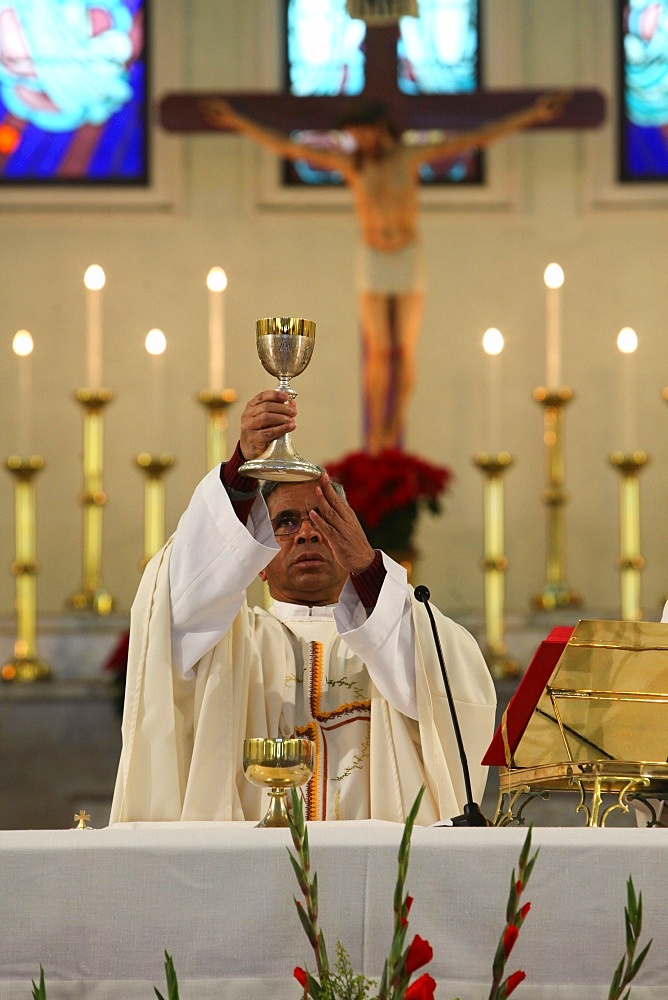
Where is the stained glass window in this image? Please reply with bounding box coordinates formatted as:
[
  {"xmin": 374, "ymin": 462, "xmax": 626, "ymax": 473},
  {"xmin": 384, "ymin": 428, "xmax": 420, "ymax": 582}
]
[
  {"xmin": 284, "ymin": 0, "xmax": 481, "ymax": 186},
  {"xmin": 618, "ymin": 0, "xmax": 668, "ymax": 181},
  {"xmin": 0, "ymin": 0, "xmax": 148, "ymax": 185}
]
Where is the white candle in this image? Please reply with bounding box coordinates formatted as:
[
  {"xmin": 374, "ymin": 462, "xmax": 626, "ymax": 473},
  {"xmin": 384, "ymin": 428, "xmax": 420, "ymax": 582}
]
[
  {"xmin": 617, "ymin": 326, "xmax": 638, "ymax": 454},
  {"xmin": 544, "ymin": 263, "xmax": 564, "ymax": 389},
  {"xmin": 482, "ymin": 327, "xmax": 504, "ymax": 453},
  {"xmin": 84, "ymin": 264, "xmax": 106, "ymax": 388},
  {"xmin": 145, "ymin": 328, "xmax": 167, "ymax": 453},
  {"xmin": 207, "ymin": 267, "xmax": 227, "ymax": 391},
  {"xmin": 13, "ymin": 329, "xmax": 33, "ymax": 456}
]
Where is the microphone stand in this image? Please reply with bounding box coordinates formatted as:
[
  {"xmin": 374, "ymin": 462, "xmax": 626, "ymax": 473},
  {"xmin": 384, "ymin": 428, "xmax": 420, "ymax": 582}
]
[{"xmin": 414, "ymin": 585, "xmax": 490, "ymax": 827}]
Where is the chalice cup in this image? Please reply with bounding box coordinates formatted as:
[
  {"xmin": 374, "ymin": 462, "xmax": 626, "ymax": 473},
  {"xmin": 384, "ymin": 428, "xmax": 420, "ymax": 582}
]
[
  {"xmin": 243, "ymin": 737, "xmax": 315, "ymax": 828},
  {"xmin": 238, "ymin": 317, "xmax": 321, "ymax": 481}
]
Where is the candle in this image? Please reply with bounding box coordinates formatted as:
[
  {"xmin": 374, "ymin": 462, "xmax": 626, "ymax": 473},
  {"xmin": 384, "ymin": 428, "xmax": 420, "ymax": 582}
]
[
  {"xmin": 84, "ymin": 264, "xmax": 106, "ymax": 388},
  {"xmin": 482, "ymin": 327, "xmax": 504, "ymax": 453},
  {"xmin": 145, "ymin": 328, "xmax": 167, "ymax": 453},
  {"xmin": 207, "ymin": 266, "xmax": 228, "ymax": 391},
  {"xmin": 13, "ymin": 329, "xmax": 33, "ymax": 456},
  {"xmin": 617, "ymin": 326, "xmax": 638, "ymax": 454},
  {"xmin": 544, "ymin": 262, "xmax": 564, "ymax": 389}
]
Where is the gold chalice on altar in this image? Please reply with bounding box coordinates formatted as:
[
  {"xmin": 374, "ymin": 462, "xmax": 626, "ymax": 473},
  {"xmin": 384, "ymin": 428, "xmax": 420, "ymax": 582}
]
[
  {"xmin": 238, "ymin": 317, "xmax": 320, "ymax": 482},
  {"xmin": 243, "ymin": 737, "xmax": 315, "ymax": 828}
]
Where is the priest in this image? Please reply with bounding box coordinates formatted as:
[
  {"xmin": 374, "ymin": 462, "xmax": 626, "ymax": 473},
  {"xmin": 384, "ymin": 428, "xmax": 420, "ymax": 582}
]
[{"xmin": 109, "ymin": 389, "xmax": 496, "ymax": 825}]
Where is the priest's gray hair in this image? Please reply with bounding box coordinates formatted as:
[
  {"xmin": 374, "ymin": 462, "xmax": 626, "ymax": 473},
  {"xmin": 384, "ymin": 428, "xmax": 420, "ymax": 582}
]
[{"xmin": 260, "ymin": 476, "xmax": 346, "ymax": 502}]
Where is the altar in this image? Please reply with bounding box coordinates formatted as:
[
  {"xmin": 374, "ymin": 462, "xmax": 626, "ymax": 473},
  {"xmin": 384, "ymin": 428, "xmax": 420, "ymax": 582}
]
[{"xmin": 0, "ymin": 821, "xmax": 665, "ymax": 999}]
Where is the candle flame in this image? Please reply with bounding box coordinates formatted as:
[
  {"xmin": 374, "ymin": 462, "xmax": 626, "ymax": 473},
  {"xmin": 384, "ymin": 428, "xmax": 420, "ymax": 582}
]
[
  {"xmin": 482, "ymin": 327, "xmax": 504, "ymax": 356},
  {"xmin": 13, "ymin": 329, "xmax": 33, "ymax": 357},
  {"xmin": 145, "ymin": 328, "xmax": 167, "ymax": 356},
  {"xmin": 84, "ymin": 264, "xmax": 106, "ymax": 291},
  {"xmin": 543, "ymin": 263, "xmax": 564, "ymax": 290},
  {"xmin": 617, "ymin": 326, "xmax": 638, "ymax": 354},
  {"xmin": 207, "ymin": 267, "xmax": 228, "ymax": 292}
]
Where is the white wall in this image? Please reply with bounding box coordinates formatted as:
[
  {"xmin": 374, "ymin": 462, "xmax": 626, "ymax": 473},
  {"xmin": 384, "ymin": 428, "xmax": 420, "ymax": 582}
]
[{"xmin": 1, "ymin": 0, "xmax": 667, "ymax": 623}]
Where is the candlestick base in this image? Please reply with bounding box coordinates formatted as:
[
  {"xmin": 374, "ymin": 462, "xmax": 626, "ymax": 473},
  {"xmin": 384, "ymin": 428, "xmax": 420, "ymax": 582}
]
[
  {"xmin": 1, "ymin": 656, "xmax": 51, "ymax": 684},
  {"xmin": 609, "ymin": 451, "xmax": 649, "ymax": 622},
  {"xmin": 532, "ymin": 385, "xmax": 581, "ymax": 611},
  {"xmin": 68, "ymin": 588, "xmax": 114, "ymax": 615},
  {"xmin": 483, "ymin": 646, "xmax": 521, "ymax": 681},
  {"xmin": 473, "ymin": 451, "xmax": 513, "ymax": 474},
  {"xmin": 532, "ymin": 584, "xmax": 581, "ymax": 612},
  {"xmin": 609, "ymin": 451, "xmax": 649, "ymax": 473},
  {"xmin": 198, "ymin": 388, "xmax": 237, "ymax": 468},
  {"xmin": 473, "ymin": 452, "xmax": 517, "ymax": 678},
  {"xmin": 197, "ymin": 388, "xmax": 237, "ymax": 408},
  {"xmin": 532, "ymin": 386, "xmax": 574, "ymax": 406},
  {"xmin": 75, "ymin": 388, "xmax": 114, "ymax": 409},
  {"xmin": 4, "ymin": 455, "xmax": 50, "ymax": 680},
  {"xmin": 135, "ymin": 453, "xmax": 176, "ymax": 477}
]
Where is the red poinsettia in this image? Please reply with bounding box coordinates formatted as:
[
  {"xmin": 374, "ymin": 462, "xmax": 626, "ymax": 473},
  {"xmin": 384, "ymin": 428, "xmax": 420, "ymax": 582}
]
[{"xmin": 325, "ymin": 448, "xmax": 452, "ymax": 552}]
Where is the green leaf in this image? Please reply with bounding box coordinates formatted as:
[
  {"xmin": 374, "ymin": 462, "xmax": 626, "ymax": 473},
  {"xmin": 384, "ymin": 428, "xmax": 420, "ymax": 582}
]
[
  {"xmin": 294, "ymin": 898, "xmax": 319, "ymax": 948},
  {"xmin": 31, "ymin": 967, "xmax": 47, "ymax": 1000},
  {"xmin": 287, "ymin": 848, "xmax": 311, "ymax": 896},
  {"xmin": 162, "ymin": 951, "xmax": 180, "ymax": 1000}
]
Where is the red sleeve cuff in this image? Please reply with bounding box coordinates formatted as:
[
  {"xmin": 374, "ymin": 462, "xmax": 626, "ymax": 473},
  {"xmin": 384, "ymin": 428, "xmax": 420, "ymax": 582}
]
[
  {"xmin": 221, "ymin": 442, "xmax": 261, "ymax": 495},
  {"xmin": 350, "ymin": 550, "xmax": 386, "ymax": 610},
  {"xmin": 220, "ymin": 443, "xmax": 260, "ymax": 525}
]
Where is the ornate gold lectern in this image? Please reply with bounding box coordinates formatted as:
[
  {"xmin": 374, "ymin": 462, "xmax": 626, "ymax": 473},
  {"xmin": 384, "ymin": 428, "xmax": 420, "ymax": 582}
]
[{"xmin": 484, "ymin": 620, "xmax": 668, "ymax": 827}]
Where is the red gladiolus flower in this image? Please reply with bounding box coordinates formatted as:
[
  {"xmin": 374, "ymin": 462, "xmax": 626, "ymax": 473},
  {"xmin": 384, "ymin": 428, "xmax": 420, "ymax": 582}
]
[
  {"xmin": 405, "ymin": 972, "xmax": 437, "ymax": 1000},
  {"xmin": 293, "ymin": 966, "xmax": 308, "ymax": 989},
  {"xmin": 504, "ymin": 969, "xmax": 527, "ymax": 997},
  {"xmin": 405, "ymin": 934, "xmax": 433, "ymax": 974},
  {"xmin": 401, "ymin": 895, "xmax": 414, "ymax": 927},
  {"xmin": 503, "ymin": 924, "xmax": 519, "ymax": 957},
  {"xmin": 515, "ymin": 879, "xmax": 522, "ymax": 895},
  {"xmin": 519, "ymin": 902, "xmax": 531, "ymax": 922}
]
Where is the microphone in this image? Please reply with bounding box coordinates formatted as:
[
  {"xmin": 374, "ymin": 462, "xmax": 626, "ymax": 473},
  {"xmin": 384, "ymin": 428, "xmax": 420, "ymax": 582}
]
[{"xmin": 414, "ymin": 585, "xmax": 489, "ymax": 827}]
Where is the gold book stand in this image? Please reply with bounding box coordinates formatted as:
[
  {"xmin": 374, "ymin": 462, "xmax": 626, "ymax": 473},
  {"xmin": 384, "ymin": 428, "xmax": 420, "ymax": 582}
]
[{"xmin": 484, "ymin": 619, "xmax": 668, "ymax": 827}]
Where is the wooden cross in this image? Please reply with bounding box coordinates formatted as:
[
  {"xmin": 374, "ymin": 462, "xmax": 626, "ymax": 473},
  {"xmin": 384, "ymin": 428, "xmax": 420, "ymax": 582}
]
[{"xmin": 160, "ymin": 23, "xmax": 605, "ymax": 136}]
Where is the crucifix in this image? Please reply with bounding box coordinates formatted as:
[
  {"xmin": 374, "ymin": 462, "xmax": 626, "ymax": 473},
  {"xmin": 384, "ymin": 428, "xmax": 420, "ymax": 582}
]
[{"xmin": 159, "ymin": 21, "xmax": 605, "ymax": 455}]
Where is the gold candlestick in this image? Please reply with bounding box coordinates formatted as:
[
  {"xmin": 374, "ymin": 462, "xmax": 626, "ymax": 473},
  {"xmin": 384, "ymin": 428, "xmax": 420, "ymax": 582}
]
[
  {"xmin": 609, "ymin": 451, "xmax": 648, "ymax": 621},
  {"xmin": 69, "ymin": 389, "xmax": 114, "ymax": 614},
  {"xmin": 197, "ymin": 389, "xmax": 237, "ymax": 469},
  {"xmin": 135, "ymin": 453, "xmax": 176, "ymax": 567},
  {"xmin": 473, "ymin": 452, "xmax": 518, "ymax": 679},
  {"xmin": 532, "ymin": 387, "xmax": 581, "ymax": 610},
  {"xmin": 2, "ymin": 456, "xmax": 50, "ymax": 682}
]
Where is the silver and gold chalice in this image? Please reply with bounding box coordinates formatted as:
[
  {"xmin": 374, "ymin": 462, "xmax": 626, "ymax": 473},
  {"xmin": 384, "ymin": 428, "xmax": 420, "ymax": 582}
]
[
  {"xmin": 238, "ymin": 316, "xmax": 320, "ymax": 482},
  {"xmin": 243, "ymin": 737, "xmax": 315, "ymax": 827}
]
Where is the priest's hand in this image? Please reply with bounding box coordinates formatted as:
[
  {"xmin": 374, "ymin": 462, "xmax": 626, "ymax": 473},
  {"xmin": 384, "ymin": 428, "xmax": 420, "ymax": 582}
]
[
  {"xmin": 239, "ymin": 390, "xmax": 297, "ymax": 461},
  {"xmin": 310, "ymin": 471, "xmax": 376, "ymax": 576}
]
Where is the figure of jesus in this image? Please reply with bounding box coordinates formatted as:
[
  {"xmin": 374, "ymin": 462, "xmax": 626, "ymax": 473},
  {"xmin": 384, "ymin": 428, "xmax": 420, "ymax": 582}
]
[{"xmin": 204, "ymin": 93, "xmax": 568, "ymax": 454}]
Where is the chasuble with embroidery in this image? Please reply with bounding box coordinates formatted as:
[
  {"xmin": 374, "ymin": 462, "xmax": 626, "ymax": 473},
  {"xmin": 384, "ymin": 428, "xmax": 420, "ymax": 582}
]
[{"xmin": 109, "ymin": 467, "xmax": 496, "ymax": 825}]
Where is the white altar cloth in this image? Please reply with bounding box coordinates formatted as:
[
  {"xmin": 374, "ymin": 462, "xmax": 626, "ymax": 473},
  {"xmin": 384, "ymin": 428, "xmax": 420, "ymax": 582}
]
[{"xmin": 0, "ymin": 821, "xmax": 666, "ymax": 999}]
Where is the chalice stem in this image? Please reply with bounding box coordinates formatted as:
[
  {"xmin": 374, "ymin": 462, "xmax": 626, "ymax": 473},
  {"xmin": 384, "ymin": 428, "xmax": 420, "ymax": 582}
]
[{"xmin": 257, "ymin": 788, "xmax": 290, "ymax": 828}]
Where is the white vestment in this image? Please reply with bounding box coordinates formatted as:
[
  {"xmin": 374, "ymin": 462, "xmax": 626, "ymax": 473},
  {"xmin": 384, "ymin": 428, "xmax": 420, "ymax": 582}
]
[{"xmin": 110, "ymin": 468, "xmax": 496, "ymax": 825}]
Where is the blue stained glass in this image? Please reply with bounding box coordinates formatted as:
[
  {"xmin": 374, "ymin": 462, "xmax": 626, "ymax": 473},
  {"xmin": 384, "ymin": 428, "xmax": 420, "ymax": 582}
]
[
  {"xmin": 285, "ymin": 0, "xmax": 480, "ymax": 186},
  {"xmin": 287, "ymin": 0, "xmax": 365, "ymax": 95},
  {"xmin": 0, "ymin": 0, "xmax": 147, "ymax": 184},
  {"xmin": 398, "ymin": 0, "xmax": 478, "ymax": 95},
  {"xmin": 287, "ymin": 0, "xmax": 478, "ymax": 97},
  {"xmin": 619, "ymin": 0, "xmax": 668, "ymax": 180}
]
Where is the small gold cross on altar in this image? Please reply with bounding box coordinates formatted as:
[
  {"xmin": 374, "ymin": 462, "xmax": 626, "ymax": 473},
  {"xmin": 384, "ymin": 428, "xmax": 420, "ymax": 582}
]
[{"xmin": 73, "ymin": 810, "xmax": 91, "ymax": 829}]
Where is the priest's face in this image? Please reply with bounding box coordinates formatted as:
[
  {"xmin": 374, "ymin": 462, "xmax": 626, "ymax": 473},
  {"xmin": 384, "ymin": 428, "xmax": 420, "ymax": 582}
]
[{"xmin": 260, "ymin": 482, "xmax": 350, "ymax": 606}]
